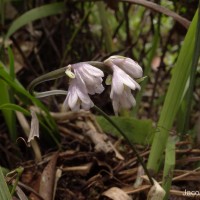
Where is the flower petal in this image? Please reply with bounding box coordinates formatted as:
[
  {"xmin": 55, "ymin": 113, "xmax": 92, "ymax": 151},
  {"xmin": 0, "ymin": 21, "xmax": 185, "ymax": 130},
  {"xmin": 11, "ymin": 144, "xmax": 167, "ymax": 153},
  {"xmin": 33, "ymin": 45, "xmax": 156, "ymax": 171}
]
[
  {"xmin": 120, "ymin": 88, "xmax": 136, "ymax": 109},
  {"xmin": 68, "ymin": 83, "xmax": 79, "ymax": 108},
  {"xmin": 72, "ymin": 62, "xmax": 104, "ymax": 95},
  {"xmin": 111, "ymin": 65, "xmax": 140, "ymax": 93},
  {"xmin": 111, "ymin": 93, "xmax": 120, "ymax": 116},
  {"xmin": 105, "ymin": 60, "xmax": 140, "ymax": 115},
  {"xmin": 113, "ymin": 57, "xmax": 143, "ymax": 79},
  {"xmin": 111, "ymin": 75, "xmax": 124, "ymax": 96},
  {"xmin": 80, "ymin": 63, "xmax": 104, "ymax": 77},
  {"xmin": 105, "ymin": 56, "xmax": 143, "ymax": 79}
]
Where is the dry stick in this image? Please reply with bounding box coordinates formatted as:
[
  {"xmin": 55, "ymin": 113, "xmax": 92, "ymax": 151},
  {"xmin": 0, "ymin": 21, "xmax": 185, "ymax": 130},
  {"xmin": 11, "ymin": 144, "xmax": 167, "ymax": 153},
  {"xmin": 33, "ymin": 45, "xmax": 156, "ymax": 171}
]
[
  {"xmin": 94, "ymin": 105, "xmax": 154, "ymax": 185},
  {"xmin": 120, "ymin": 0, "xmax": 190, "ymax": 29},
  {"xmin": 10, "ymin": 36, "xmax": 36, "ymax": 73},
  {"xmin": 27, "ymin": 23, "xmax": 45, "ymax": 73},
  {"xmin": 37, "ymin": 17, "xmax": 64, "ymax": 54},
  {"xmin": 18, "ymin": 182, "xmax": 45, "ymax": 200},
  {"xmin": 172, "ymin": 167, "xmax": 200, "ymax": 182},
  {"xmin": 42, "ymin": 19, "xmax": 61, "ymax": 60}
]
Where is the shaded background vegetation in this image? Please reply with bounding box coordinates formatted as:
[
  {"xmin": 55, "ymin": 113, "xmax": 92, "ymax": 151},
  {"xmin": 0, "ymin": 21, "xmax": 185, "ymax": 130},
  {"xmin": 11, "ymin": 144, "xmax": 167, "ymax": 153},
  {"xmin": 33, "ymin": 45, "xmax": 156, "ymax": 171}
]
[{"xmin": 2, "ymin": 0, "xmax": 198, "ymax": 118}]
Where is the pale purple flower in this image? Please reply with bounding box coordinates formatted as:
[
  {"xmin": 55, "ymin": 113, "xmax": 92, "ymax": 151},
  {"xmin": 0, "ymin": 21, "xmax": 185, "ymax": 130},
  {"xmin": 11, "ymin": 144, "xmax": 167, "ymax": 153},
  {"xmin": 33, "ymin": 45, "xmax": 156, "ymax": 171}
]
[
  {"xmin": 63, "ymin": 63, "xmax": 104, "ymax": 111},
  {"xmin": 72, "ymin": 63, "xmax": 104, "ymax": 95},
  {"xmin": 105, "ymin": 56, "xmax": 143, "ymax": 79},
  {"xmin": 63, "ymin": 77, "xmax": 94, "ymax": 111},
  {"xmin": 104, "ymin": 57, "xmax": 142, "ymax": 115},
  {"xmin": 112, "ymin": 88, "xmax": 136, "ymax": 113}
]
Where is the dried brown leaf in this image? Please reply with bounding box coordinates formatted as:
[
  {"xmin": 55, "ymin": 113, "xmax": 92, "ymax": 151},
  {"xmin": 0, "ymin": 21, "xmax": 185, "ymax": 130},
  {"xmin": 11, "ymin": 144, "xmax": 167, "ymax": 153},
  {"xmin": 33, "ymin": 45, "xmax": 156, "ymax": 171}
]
[
  {"xmin": 102, "ymin": 187, "xmax": 132, "ymax": 200},
  {"xmin": 134, "ymin": 165, "xmax": 145, "ymax": 188},
  {"xmin": 39, "ymin": 152, "xmax": 59, "ymax": 200},
  {"xmin": 16, "ymin": 186, "xmax": 29, "ymax": 200},
  {"xmin": 147, "ymin": 179, "xmax": 166, "ymax": 200},
  {"xmin": 28, "ymin": 110, "xmax": 39, "ymax": 143}
]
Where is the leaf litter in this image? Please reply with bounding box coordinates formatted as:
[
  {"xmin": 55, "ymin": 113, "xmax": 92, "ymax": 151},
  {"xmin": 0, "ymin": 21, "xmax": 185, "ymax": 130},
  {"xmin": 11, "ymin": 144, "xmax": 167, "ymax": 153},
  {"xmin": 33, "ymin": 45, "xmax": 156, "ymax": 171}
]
[{"xmin": 14, "ymin": 111, "xmax": 200, "ymax": 199}]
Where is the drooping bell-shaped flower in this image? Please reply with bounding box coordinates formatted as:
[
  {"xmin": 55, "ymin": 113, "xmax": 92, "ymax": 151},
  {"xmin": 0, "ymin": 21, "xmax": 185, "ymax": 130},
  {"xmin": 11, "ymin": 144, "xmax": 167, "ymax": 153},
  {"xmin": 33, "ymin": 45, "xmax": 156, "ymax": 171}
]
[
  {"xmin": 105, "ymin": 55, "xmax": 143, "ymax": 79},
  {"xmin": 72, "ymin": 62, "xmax": 104, "ymax": 95},
  {"xmin": 111, "ymin": 84, "xmax": 137, "ymax": 116},
  {"xmin": 104, "ymin": 56, "xmax": 143, "ymax": 115},
  {"xmin": 63, "ymin": 63, "xmax": 104, "ymax": 111}
]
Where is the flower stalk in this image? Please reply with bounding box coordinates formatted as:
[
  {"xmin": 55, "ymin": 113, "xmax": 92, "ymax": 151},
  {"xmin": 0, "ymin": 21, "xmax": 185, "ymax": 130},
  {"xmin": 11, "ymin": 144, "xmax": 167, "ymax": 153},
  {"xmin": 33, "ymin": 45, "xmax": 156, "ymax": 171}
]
[{"xmin": 94, "ymin": 105, "xmax": 154, "ymax": 185}]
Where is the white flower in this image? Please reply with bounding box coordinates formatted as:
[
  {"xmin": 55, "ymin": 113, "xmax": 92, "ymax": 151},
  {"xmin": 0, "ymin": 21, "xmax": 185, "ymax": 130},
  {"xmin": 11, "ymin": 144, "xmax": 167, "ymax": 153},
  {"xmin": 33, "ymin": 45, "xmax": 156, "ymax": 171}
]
[
  {"xmin": 72, "ymin": 63, "xmax": 104, "ymax": 95},
  {"xmin": 63, "ymin": 62, "xmax": 104, "ymax": 111},
  {"xmin": 105, "ymin": 55, "xmax": 143, "ymax": 79},
  {"xmin": 104, "ymin": 57, "xmax": 142, "ymax": 115},
  {"xmin": 111, "ymin": 86, "xmax": 136, "ymax": 115},
  {"xmin": 63, "ymin": 77, "xmax": 94, "ymax": 111}
]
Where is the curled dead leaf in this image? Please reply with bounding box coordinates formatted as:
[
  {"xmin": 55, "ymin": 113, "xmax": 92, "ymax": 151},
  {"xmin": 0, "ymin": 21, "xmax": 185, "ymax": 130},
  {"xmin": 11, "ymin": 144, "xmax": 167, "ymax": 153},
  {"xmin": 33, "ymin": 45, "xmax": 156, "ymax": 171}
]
[
  {"xmin": 28, "ymin": 110, "xmax": 39, "ymax": 143},
  {"xmin": 147, "ymin": 179, "xmax": 166, "ymax": 200}
]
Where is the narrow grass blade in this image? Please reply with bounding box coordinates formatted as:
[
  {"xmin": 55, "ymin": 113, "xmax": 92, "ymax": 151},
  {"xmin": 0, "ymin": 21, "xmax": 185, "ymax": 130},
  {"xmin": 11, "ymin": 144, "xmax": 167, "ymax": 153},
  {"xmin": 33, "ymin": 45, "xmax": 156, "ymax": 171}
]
[
  {"xmin": 0, "ymin": 64, "xmax": 60, "ymax": 145},
  {"xmin": 0, "ymin": 78, "xmax": 16, "ymax": 140},
  {"xmin": 182, "ymin": 3, "xmax": 200, "ymax": 133},
  {"xmin": 8, "ymin": 47, "xmax": 17, "ymax": 140},
  {"xmin": 8, "ymin": 47, "xmax": 15, "ymax": 80},
  {"xmin": 0, "ymin": 103, "xmax": 30, "ymax": 116},
  {"xmin": 162, "ymin": 137, "xmax": 176, "ymax": 200},
  {"xmin": 0, "ymin": 45, "xmax": 17, "ymax": 141},
  {"xmin": 147, "ymin": 10, "xmax": 198, "ymax": 173},
  {"xmin": 6, "ymin": 2, "xmax": 65, "ymax": 39},
  {"xmin": 0, "ymin": 167, "xmax": 12, "ymax": 200}
]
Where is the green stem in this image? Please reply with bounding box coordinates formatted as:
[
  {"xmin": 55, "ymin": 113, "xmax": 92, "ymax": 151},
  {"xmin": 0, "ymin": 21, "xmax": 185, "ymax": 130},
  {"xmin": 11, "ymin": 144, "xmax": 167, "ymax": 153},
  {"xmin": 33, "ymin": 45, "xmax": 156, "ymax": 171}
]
[
  {"xmin": 94, "ymin": 105, "xmax": 154, "ymax": 185},
  {"xmin": 28, "ymin": 61, "xmax": 108, "ymax": 95},
  {"xmin": 10, "ymin": 167, "xmax": 24, "ymax": 196},
  {"xmin": 162, "ymin": 137, "xmax": 175, "ymax": 200}
]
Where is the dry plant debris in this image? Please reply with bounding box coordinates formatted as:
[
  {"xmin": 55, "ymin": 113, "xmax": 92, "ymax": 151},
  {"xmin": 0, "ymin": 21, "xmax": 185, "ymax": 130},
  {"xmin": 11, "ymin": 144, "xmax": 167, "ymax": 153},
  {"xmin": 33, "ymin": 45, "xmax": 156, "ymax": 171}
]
[{"xmin": 13, "ymin": 111, "xmax": 200, "ymax": 200}]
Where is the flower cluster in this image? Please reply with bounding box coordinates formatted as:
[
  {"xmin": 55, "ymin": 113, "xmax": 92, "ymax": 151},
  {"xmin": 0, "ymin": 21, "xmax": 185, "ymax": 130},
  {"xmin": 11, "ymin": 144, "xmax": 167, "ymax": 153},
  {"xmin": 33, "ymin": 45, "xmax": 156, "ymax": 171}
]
[
  {"xmin": 63, "ymin": 63, "xmax": 104, "ymax": 111},
  {"xmin": 63, "ymin": 56, "xmax": 143, "ymax": 115}
]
